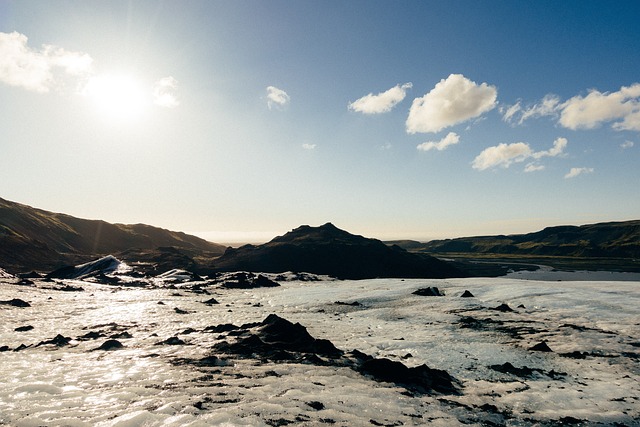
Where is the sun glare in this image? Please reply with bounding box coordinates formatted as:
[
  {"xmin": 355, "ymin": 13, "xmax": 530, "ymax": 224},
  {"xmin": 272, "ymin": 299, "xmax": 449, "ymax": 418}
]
[{"xmin": 83, "ymin": 74, "xmax": 147, "ymax": 120}]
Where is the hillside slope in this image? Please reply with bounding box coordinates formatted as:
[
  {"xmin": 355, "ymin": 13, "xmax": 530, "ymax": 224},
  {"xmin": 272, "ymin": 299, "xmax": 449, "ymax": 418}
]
[
  {"xmin": 209, "ymin": 223, "xmax": 465, "ymax": 279},
  {"xmin": 0, "ymin": 197, "xmax": 226, "ymax": 272},
  {"xmin": 416, "ymin": 220, "xmax": 640, "ymax": 258}
]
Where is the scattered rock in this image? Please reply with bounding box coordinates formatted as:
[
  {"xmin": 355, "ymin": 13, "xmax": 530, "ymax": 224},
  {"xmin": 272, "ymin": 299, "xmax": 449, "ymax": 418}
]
[
  {"xmin": 220, "ymin": 272, "xmax": 280, "ymax": 289},
  {"xmin": 0, "ymin": 298, "xmax": 31, "ymax": 307},
  {"xmin": 37, "ymin": 334, "xmax": 72, "ymax": 347},
  {"xmin": 14, "ymin": 325, "xmax": 34, "ymax": 332},
  {"xmin": 306, "ymin": 401, "xmax": 325, "ymax": 410},
  {"xmin": 58, "ymin": 284, "xmax": 84, "ymax": 292},
  {"xmin": 460, "ymin": 290, "xmax": 474, "ymax": 298},
  {"xmin": 491, "ymin": 303, "xmax": 514, "ymax": 312},
  {"xmin": 412, "ymin": 287, "xmax": 444, "ymax": 297},
  {"xmin": 202, "ymin": 297, "xmax": 220, "ymax": 305},
  {"xmin": 0, "ymin": 345, "xmax": 10, "ymax": 352},
  {"xmin": 174, "ymin": 307, "xmax": 190, "ymax": 314},
  {"xmin": 157, "ymin": 336, "xmax": 186, "ymax": 345},
  {"xmin": 77, "ymin": 331, "xmax": 105, "ymax": 341},
  {"xmin": 204, "ymin": 323, "xmax": 239, "ymax": 333},
  {"xmin": 359, "ymin": 357, "xmax": 459, "ymax": 395},
  {"xmin": 334, "ymin": 300, "xmax": 362, "ymax": 306},
  {"xmin": 96, "ymin": 339, "xmax": 123, "ymax": 351},
  {"xmin": 529, "ymin": 341, "xmax": 553, "ymax": 352},
  {"xmin": 110, "ymin": 331, "xmax": 133, "ymax": 339}
]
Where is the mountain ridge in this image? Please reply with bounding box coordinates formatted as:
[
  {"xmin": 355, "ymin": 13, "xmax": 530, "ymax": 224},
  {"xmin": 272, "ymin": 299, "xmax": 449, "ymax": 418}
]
[
  {"xmin": 396, "ymin": 220, "xmax": 640, "ymax": 258},
  {"xmin": 0, "ymin": 197, "xmax": 226, "ymax": 272}
]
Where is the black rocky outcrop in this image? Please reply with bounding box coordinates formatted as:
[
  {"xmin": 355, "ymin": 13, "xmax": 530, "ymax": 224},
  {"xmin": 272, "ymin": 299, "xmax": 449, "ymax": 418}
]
[
  {"xmin": 208, "ymin": 314, "xmax": 460, "ymax": 395},
  {"xmin": 0, "ymin": 298, "xmax": 31, "ymax": 307}
]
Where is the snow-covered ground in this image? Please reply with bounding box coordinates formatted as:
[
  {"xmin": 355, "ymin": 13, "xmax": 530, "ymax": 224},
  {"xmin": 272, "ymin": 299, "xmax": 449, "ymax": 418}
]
[{"xmin": 1, "ymin": 272, "xmax": 638, "ymax": 426}]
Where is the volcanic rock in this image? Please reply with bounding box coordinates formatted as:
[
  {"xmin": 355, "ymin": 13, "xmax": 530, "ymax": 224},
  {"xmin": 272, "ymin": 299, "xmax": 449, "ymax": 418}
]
[
  {"xmin": 460, "ymin": 290, "xmax": 475, "ymax": 298},
  {"xmin": 412, "ymin": 287, "xmax": 444, "ymax": 297},
  {"xmin": 0, "ymin": 298, "xmax": 31, "ymax": 307},
  {"xmin": 529, "ymin": 341, "xmax": 553, "ymax": 352}
]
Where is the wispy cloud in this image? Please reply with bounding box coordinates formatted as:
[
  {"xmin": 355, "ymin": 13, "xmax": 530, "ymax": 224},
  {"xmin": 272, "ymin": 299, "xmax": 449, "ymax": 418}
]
[
  {"xmin": 416, "ymin": 132, "xmax": 460, "ymax": 152},
  {"xmin": 153, "ymin": 76, "xmax": 179, "ymax": 108},
  {"xmin": 302, "ymin": 143, "xmax": 316, "ymax": 150},
  {"xmin": 621, "ymin": 140, "xmax": 634, "ymax": 149},
  {"xmin": 406, "ymin": 74, "xmax": 497, "ymax": 134},
  {"xmin": 348, "ymin": 83, "xmax": 412, "ymax": 114},
  {"xmin": 564, "ymin": 167, "xmax": 594, "ymax": 179},
  {"xmin": 266, "ymin": 86, "xmax": 290, "ymax": 109},
  {"xmin": 0, "ymin": 31, "xmax": 92, "ymax": 92},
  {"xmin": 472, "ymin": 137, "xmax": 568, "ymax": 171},
  {"xmin": 524, "ymin": 163, "xmax": 545, "ymax": 173}
]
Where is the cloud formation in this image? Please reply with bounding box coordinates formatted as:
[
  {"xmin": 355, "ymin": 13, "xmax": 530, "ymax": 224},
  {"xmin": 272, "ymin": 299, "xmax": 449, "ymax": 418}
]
[
  {"xmin": 416, "ymin": 132, "xmax": 460, "ymax": 152},
  {"xmin": 302, "ymin": 143, "xmax": 316, "ymax": 150},
  {"xmin": 565, "ymin": 167, "xmax": 594, "ymax": 179},
  {"xmin": 472, "ymin": 137, "xmax": 567, "ymax": 171},
  {"xmin": 348, "ymin": 83, "xmax": 412, "ymax": 114},
  {"xmin": 406, "ymin": 74, "xmax": 497, "ymax": 134},
  {"xmin": 621, "ymin": 140, "xmax": 634, "ymax": 149},
  {"xmin": 153, "ymin": 76, "xmax": 179, "ymax": 108},
  {"xmin": 266, "ymin": 86, "xmax": 290, "ymax": 109},
  {"xmin": 0, "ymin": 31, "xmax": 92, "ymax": 92},
  {"xmin": 504, "ymin": 84, "xmax": 640, "ymax": 132}
]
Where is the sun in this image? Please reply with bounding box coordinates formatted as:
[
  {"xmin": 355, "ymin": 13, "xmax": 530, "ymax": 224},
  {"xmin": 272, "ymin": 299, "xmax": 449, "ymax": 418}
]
[{"xmin": 83, "ymin": 74, "xmax": 147, "ymax": 120}]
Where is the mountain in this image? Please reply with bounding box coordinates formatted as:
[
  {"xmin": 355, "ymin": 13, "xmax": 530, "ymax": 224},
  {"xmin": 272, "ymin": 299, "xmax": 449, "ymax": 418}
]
[
  {"xmin": 0, "ymin": 197, "xmax": 226, "ymax": 273},
  {"xmin": 410, "ymin": 220, "xmax": 640, "ymax": 258},
  {"xmin": 209, "ymin": 223, "xmax": 465, "ymax": 279}
]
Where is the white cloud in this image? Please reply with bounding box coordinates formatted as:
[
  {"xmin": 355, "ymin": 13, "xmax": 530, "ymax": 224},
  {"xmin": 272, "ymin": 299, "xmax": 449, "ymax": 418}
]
[
  {"xmin": 348, "ymin": 83, "xmax": 412, "ymax": 114},
  {"xmin": 153, "ymin": 76, "xmax": 179, "ymax": 108},
  {"xmin": 266, "ymin": 86, "xmax": 290, "ymax": 109},
  {"xmin": 621, "ymin": 140, "xmax": 634, "ymax": 149},
  {"xmin": 473, "ymin": 137, "xmax": 568, "ymax": 171},
  {"xmin": 531, "ymin": 137, "xmax": 567, "ymax": 159},
  {"xmin": 416, "ymin": 132, "xmax": 460, "ymax": 152},
  {"xmin": 564, "ymin": 167, "xmax": 594, "ymax": 179},
  {"xmin": 559, "ymin": 84, "xmax": 640, "ymax": 130},
  {"xmin": 524, "ymin": 163, "xmax": 545, "ymax": 173},
  {"xmin": 0, "ymin": 31, "xmax": 92, "ymax": 93},
  {"xmin": 406, "ymin": 74, "xmax": 497, "ymax": 134},
  {"xmin": 472, "ymin": 142, "xmax": 532, "ymax": 170},
  {"xmin": 302, "ymin": 143, "xmax": 316, "ymax": 150}
]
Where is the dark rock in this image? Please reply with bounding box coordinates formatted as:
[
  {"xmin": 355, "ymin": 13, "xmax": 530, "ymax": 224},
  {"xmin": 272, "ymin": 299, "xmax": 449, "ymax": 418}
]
[
  {"xmin": 110, "ymin": 331, "xmax": 133, "ymax": 339},
  {"xmin": 14, "ymin": 325, "xmax": 34, "ymax": 332},
  {"xmin": 204, "ymin": 323, "xmax": 239, "ymax": 333},
  {"xmin": 157, "ymin": 301, "xmax": 165, "ymax": 305},
  {"xmin": 489, "ymin": 362, "xmax": 538, "ymax": 379},
  {"xmin": 0, "ymin": 345, "xmax": 9, "ymax": 352},
  {"xmin": 96, "ymin": 339, "xmax": 123, "ymax": 350},
  {"xmin": 0, "ymin": 298, "xmax": 31, "ymax": 307},
  {"xmin": 460, "ymin": 290, "xmax": 475, "ymax": 298},
  {"xmin": 307, "ymin": 401, "xmax": 325, "ymax": 410},
  {"xmin": 37, "ymin": 334, "xmax": 72, "ymax": 347},
  {"xmin": 14, "ymin": 343, "xmax": 30, "ymax": 351},
  {"xmin": 517, "ymin": 304, "xmax": 526, "ymax": 309},
  {"xmin": 202, "ymin": 298, "xmax": 220, "ymax": 305},
  {"xmin": 174, "ymin": 307, "xmax": 189, "ymax": 314},
  {"xmin": 19, "ymin": 271, "xmax": 42, "ymax": 279},
  {"xmin": 157, "ymin": 336, "xmax": 186, "ymax": 345},
  {"xmin": 58, "ymin": 284, "xmax": 84, "ymax": 292},
  {"xmin": 359, "ymin": 357, "xmax": 460, "ymax": 395},
  {"xmin": 334, "ymin": 300, "xmax": 362, "ymax": 306},
  {"xmin": 560, "ymin": 351, "xmax": 589, "ymax": 359},
  {"xmin": 491, "ymin": 303, "xmax": 514, "ymax": 312},
  {"xmin": 220, "ymin": 272, "xmax": 280, "ymax": 289},
  {"xmin": 412, "ymin": 287, "xmax": 445, "ymax": 297},
  {"xmin": 17, "ymin": 279, "xmax": 34, "ymax": 286},
  {"xmin": 77, "ymin": 331, "xmax": 105, "ymax": 340},
  {"xmin": 529, "ymin": 341, "xmax": 553, "ymax": 352}
]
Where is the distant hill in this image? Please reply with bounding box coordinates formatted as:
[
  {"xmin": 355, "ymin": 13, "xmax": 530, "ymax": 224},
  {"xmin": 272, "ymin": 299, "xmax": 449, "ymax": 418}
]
[
  {"xmin": 209, "ymin": 223, "xmax": 466, "ymax": 279},
  {"xmin": 0, "ymin": 197, "xmax": 226, "ymax": 273},
  {"xmin": 401, "ymin": 220, "xmax": 640, "ymax": 258}
]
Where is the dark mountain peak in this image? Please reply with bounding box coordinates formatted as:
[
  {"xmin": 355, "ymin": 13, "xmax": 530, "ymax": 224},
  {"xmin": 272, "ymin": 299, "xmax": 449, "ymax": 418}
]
[
  {"xmin": 211, "ymin": 223, "xmax": 465, "ymax": 279},
  {"xmin": 271, "ymin": 223, "xmax": 369, "ymax": 246}
]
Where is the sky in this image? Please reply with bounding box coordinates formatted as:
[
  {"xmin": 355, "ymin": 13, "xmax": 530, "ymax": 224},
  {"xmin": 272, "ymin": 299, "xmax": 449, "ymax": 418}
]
[{"xmin": 1, "ymin": 1, "xmax": 639, "ymax": 243}]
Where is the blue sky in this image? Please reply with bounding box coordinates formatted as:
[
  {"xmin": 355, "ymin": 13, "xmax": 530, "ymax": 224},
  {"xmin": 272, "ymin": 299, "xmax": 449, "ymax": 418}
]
[{"xmin": 1, "ymin": 1, "xmax": 639, "ymax": 242}]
